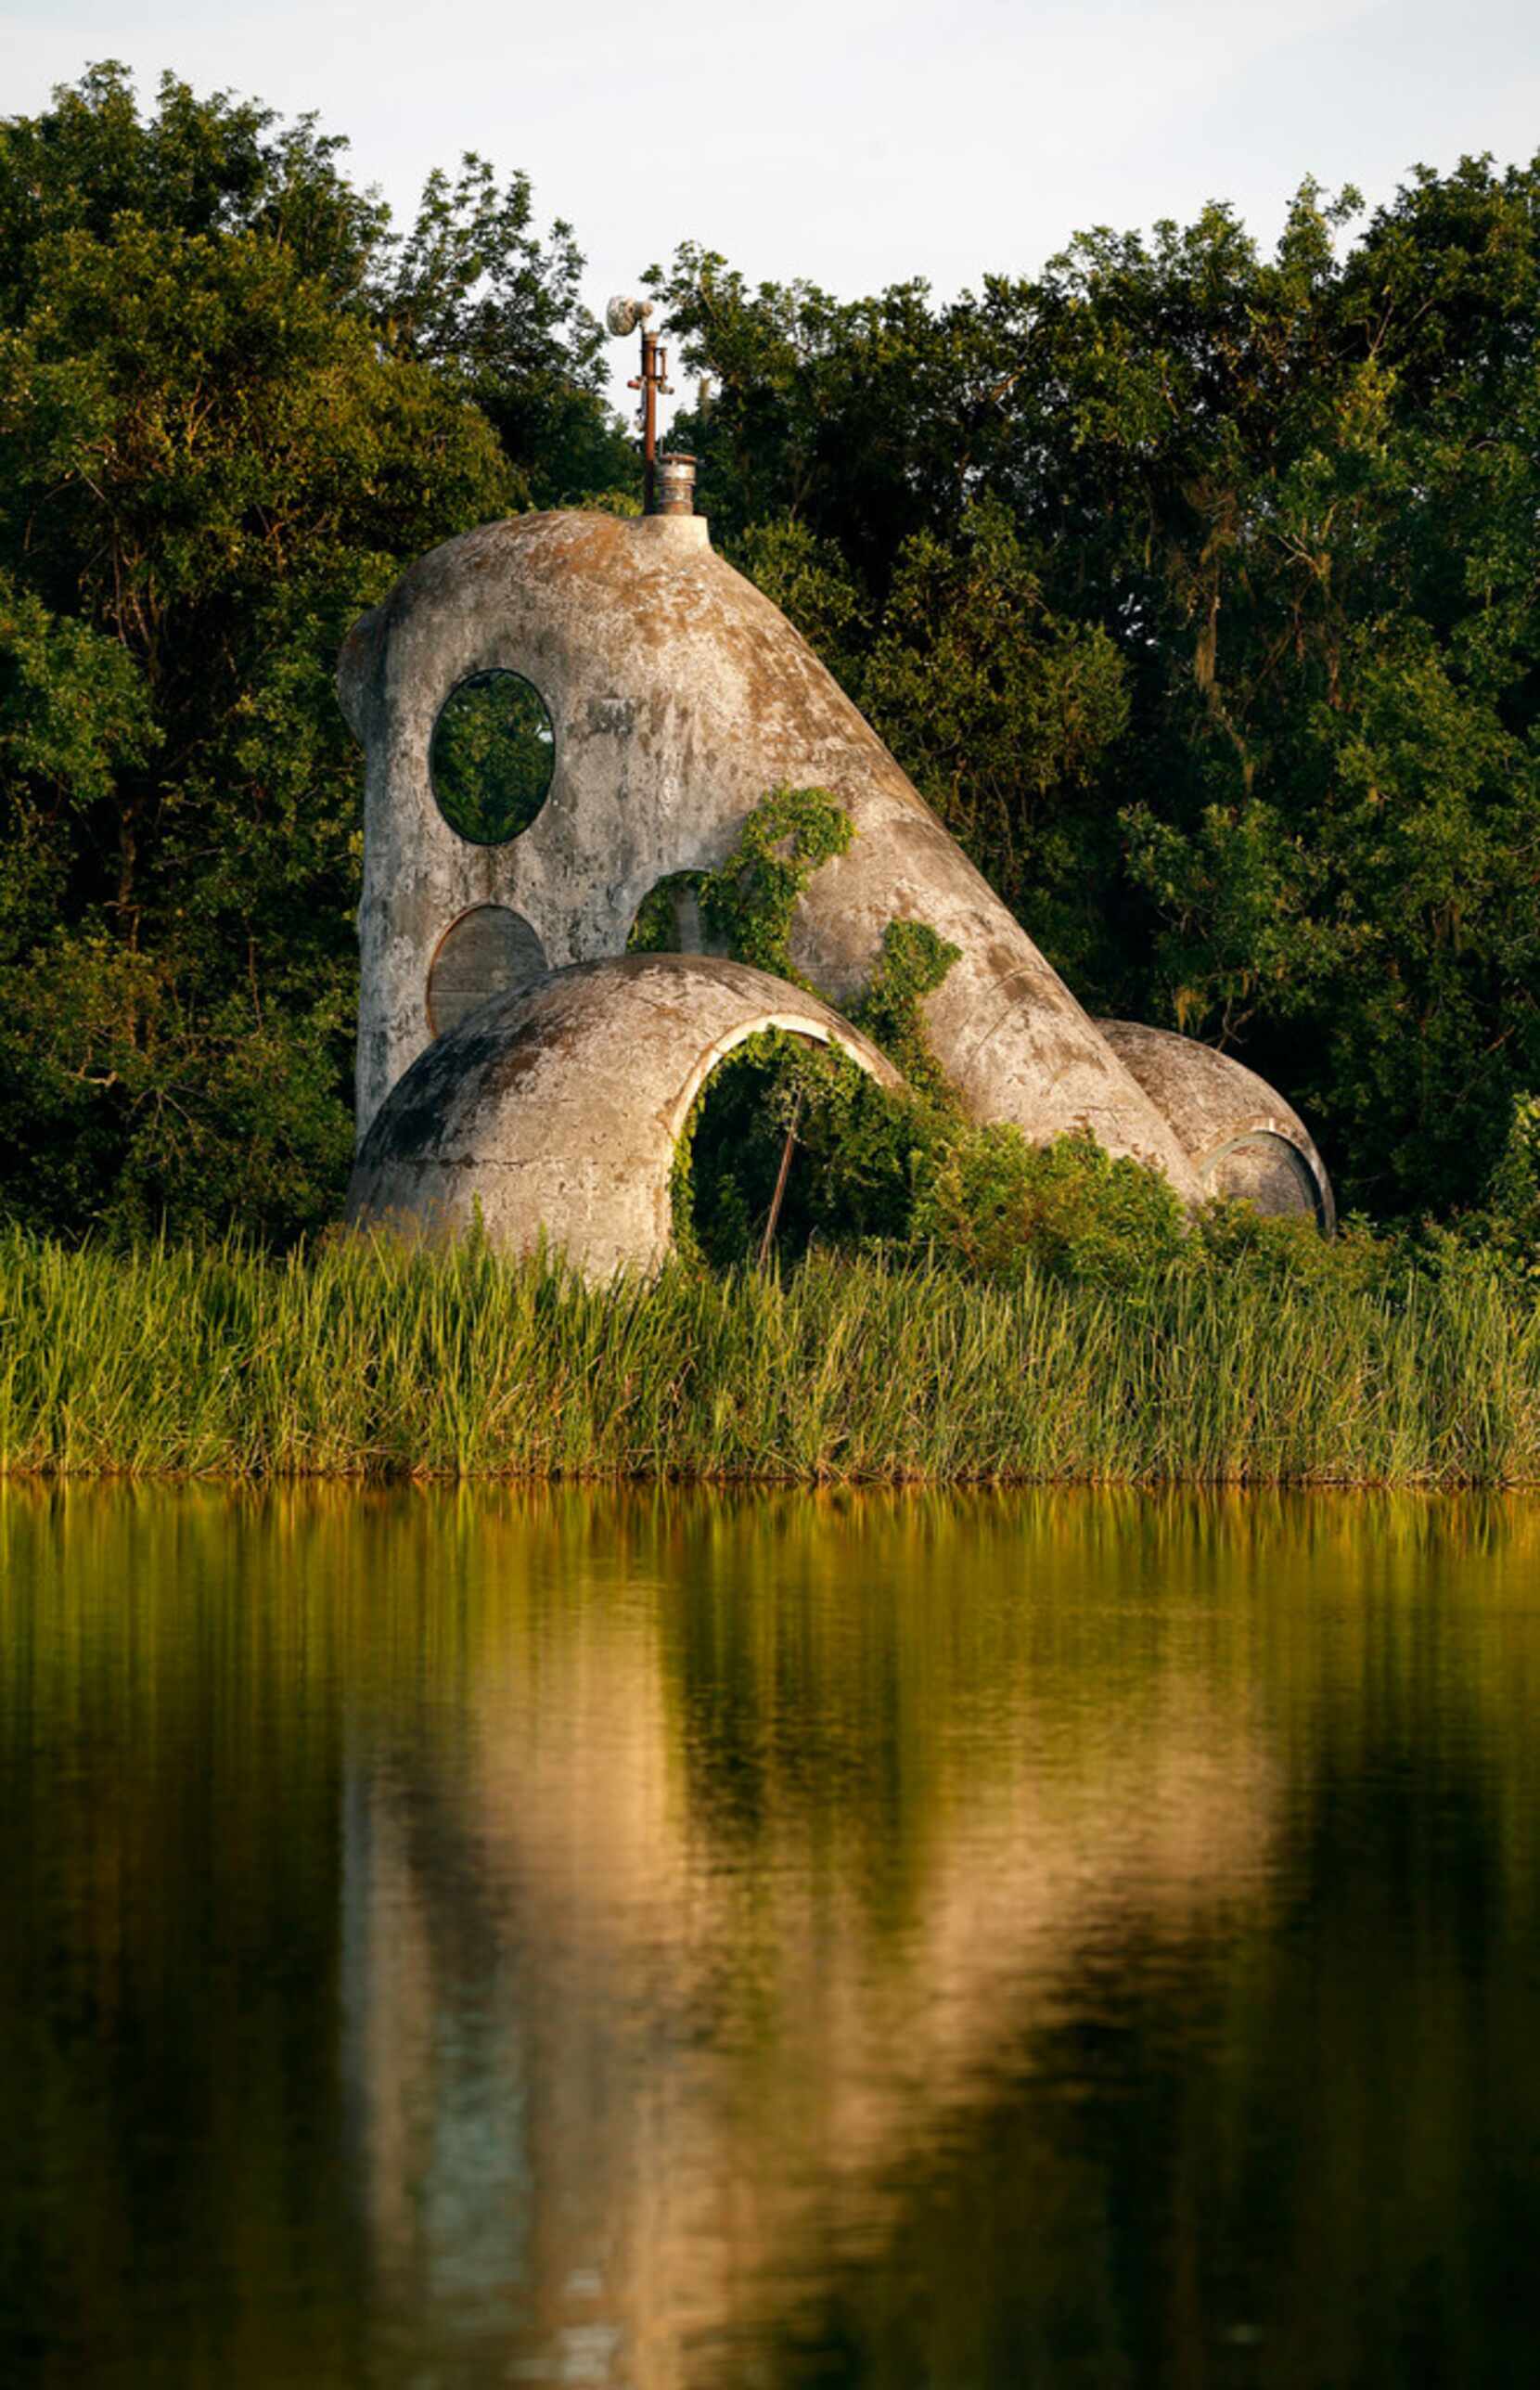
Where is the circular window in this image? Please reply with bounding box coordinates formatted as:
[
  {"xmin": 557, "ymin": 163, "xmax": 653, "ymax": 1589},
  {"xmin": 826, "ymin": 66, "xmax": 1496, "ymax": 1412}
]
[
  {"xmin": 430, "ymin": 670, "xmax": 555, "ymax": 844},
  {"xmin": 427, "ymin": 905, "xmax": 547, "ymax": 1039}
]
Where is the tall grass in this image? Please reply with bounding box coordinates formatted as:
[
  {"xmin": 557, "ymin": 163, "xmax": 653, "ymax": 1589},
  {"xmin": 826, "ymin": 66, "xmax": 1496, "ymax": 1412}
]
[{"xmin": 0, "ymin": 1226, "xmax": 1535, "ymax": 1485}]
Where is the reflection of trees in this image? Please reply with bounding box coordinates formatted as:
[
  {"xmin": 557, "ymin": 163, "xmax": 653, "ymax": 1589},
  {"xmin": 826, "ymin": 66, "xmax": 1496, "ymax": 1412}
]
[
  {"xmin": 718, "ymin": 1494, "xmax": 1540, "ymax": 2387},
  {"xmin": 5, "ymin": 1484, "xmax": 1540, "ymax": 2387},
  {"xmin": 0, "ymin": 1484, "xmax": 364, "ymax": 2384}
]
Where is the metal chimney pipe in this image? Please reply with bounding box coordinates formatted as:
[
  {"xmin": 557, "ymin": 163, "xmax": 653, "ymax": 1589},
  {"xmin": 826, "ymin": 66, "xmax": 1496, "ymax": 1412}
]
[{"xmin": 655, "ymin": 453, "xmax": 697, "ymax": 517}]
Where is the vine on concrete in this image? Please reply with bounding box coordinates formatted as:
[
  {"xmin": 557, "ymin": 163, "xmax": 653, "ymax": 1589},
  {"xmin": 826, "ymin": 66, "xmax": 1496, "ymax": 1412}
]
[
  {"xmin": 626, "ymin": 787, "xmax": 853, "ymax": 983},
  {"xmin": 698, "ymin": 784, "xmax": 853, "ymax": 984},
  {"xmin": 655, "ymin": 789, "xmax": 1329, "ymax": 1290},
  {"xmin": 850, "ymin": 919, "xmax": 961, "ymax": 1104},
  {"xmin": 647, "ymin": 788, "xmax": 963, "ymax": 1263}
]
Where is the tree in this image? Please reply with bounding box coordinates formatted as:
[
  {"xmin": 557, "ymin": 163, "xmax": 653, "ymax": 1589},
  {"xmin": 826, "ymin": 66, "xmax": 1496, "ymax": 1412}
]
[
  {"xmin": 3, "ymin": 67, "xmax": 1534, "ymax": 1236},
  {"xmin": 0, "ymin": 65, "xmax": 629, "ymax": 1240},
  {"xmin": 651, "ymin": 162, "xmax": 1540, "ymax": 1217},
  {"xmin": 369, "ymin": 152, "xmax": 635, "ymax": 508}
]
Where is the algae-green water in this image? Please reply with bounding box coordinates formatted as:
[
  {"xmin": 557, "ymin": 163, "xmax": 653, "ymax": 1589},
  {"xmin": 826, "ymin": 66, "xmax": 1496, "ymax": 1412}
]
[{"xmin": 4, "ymin": 1485, "xmax": 1540, "ymax": 2386}]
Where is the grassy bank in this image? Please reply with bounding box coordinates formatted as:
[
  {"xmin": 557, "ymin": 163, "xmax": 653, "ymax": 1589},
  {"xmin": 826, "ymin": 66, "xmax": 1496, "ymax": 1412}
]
[{"xmin": 1, "ymin": 1227, "xmax": 1535, "ymax": 1486}]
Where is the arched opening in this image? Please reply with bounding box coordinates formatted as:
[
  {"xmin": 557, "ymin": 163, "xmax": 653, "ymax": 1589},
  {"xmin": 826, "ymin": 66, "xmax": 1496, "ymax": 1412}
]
[
  {"xmin": 430, "ymin": 670, "xmax": 555, "ymax": 844},
  {"xmin": 675, "ymin": 1028, "xmax": 914, "ymax": 1268},
  {"xmin": 427, "ymin": 905, "xmax": 546, "ymax": 1038},
  {"xmin": 627, "ymin": 871, "xmax": 714, "ymax": 957}
]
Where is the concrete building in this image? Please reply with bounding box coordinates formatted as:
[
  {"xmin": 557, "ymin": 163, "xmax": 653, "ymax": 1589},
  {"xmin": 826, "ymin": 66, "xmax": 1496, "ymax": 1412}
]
[{"xmin": 340, "ymin": 500, "xmax": 1332, "ymax": 1271}]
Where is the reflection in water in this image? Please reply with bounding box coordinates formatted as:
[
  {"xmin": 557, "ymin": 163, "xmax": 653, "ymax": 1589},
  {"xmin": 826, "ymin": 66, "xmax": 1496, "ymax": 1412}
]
[{"xmin": 3, "ymin": 1487, "xmax": 1540, "ymax": 2386}]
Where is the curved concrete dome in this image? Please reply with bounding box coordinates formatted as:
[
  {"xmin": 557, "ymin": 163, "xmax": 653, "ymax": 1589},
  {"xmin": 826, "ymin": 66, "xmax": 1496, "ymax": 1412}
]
[
  {"xmin": 346, "ymin": 954, "xmax": 904, "ymax": 1279},
  {"xmin": 1097, "ymin": 1022, "xmax": 1335, "ymax": 1231},
  {"xmin": 341, "ymin": 510, "xmax": 1201, "ymax": 1200}
]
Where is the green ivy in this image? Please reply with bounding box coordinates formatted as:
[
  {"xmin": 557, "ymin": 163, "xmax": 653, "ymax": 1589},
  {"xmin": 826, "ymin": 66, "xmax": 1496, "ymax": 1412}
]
[
  {"xmin": 649, "ymin": 788, "xmax": 971, "ymax": 1264},
  {"xmin": 698, "ymin": 784, "xmax": 853, "ymax": 983},
  {"xmin": 851, "ymin": 919, "xmax": 962, "ymax": 1101}
]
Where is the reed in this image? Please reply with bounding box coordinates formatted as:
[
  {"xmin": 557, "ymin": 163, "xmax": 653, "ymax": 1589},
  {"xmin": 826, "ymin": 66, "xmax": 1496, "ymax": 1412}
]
[{"xmin": 0, "ymin": 1226, "xmax": 1535, "ymax": 1486}]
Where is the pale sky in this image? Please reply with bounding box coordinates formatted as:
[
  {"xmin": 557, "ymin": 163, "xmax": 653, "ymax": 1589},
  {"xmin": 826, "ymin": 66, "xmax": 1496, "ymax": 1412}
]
[{"xmin": 6, "ymin": 0, "xmax": 1537, "ymax": 423}]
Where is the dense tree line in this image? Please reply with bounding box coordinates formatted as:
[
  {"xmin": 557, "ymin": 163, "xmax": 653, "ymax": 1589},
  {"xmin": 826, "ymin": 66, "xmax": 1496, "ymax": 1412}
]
[
  {"xmin": 2, "ymin": 65, "xmax": 1535, "ymax": 1239},
  {"xmin": 0, "ymin": 65, "xmax": 631, "ymax": 1239}
]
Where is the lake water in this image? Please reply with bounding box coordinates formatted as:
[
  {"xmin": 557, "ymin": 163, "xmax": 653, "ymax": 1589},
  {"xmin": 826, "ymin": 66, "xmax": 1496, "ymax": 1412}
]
[{"xmin": 4, "ymin": 1485, "xmax": 1540, "ymax": 2387}]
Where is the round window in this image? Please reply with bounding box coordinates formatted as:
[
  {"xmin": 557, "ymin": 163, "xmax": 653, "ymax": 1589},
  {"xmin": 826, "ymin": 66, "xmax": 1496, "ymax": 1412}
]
[
  {"xmin": 430, "ymin": 670, "xmax": 555, "ymax": 845},
  {"xmin": 427, "ymin": 905, "xmax": 546, "ymax": 1039}
]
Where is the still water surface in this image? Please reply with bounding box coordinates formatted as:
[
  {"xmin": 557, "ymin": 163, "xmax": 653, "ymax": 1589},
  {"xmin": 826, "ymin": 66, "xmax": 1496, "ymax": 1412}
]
[{"xmin": 4, "ymin": 1486, "xmax": 1540, "ymax": 2387}]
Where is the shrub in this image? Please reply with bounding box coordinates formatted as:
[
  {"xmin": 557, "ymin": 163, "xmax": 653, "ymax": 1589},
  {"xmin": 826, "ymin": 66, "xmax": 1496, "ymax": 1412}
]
[
  {"xmin": 1187, "ymin": 1199, "xmax": 1406, "ymax": 1300},
  {"xmin": 908, "ymin": 1125, "xmax": 1187, "ymax": 1291}
]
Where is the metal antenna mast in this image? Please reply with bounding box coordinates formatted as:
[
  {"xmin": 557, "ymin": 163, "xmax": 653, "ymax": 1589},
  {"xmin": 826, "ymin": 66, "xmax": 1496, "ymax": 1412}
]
[
  {"xmin": 630, "ymin": 326, "xmax": 674, "ymax": 517},
  {"xmin": 606, "ymin": 294, "xmax": 671, "ymax": 514}
]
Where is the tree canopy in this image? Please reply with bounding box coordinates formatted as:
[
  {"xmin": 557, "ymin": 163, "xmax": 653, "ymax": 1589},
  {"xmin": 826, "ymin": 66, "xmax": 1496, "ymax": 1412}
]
[
  {"xmin": 653, "ymin": 165, "xmax": 1540, "ymax": 1219},
  {"xmin": 2, "ymin": 64, "xmax": 1535, "ymax": 1237},
  {"xmin": 0, "ymin": 64, "xmax": 631, "ymax": 1240}
]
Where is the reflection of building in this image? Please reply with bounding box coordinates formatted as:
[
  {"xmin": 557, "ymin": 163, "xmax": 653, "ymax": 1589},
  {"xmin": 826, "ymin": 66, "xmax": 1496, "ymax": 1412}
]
[
  {"xmin": 336, "ymin": 1497, "xmax": 1281, "ymax": 2387},
  {"xmin": 339, "ymin": 499, "xmax": 1332, "ymax": 1275},
  {"xmin": 12, "ymin": 1485, "xmax": 1540, "ymax": 2384}
]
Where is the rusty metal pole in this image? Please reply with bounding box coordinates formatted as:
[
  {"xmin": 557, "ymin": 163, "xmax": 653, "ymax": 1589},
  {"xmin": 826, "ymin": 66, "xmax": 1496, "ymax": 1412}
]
[
  {"xmin": 628, "ymin": 328, "xmax": 673, "ymax": 514},
  {"xmin": 639, "ymin": 329, "xmax": 658, "ymax": 514}
]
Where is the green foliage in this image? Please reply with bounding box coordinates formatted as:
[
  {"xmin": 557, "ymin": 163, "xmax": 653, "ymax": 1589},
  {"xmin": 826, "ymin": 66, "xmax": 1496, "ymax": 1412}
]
[
  {"xmin": 659, "ymin": 788, "xmax": 1207, "ymax": 1300},
  {"xmin": 428, "ymin": 670, "xmax": 555, "ymax": 843},
  {"xmin": 627, "ymin": 790, "xmax": 871, "ymax": 989},
  {"xmin": 0, "ymin": 64, "xmax": 633, "ymax": 1243},
  {"xmin": 653, "ymin": 160, "xmax": 1540, "ymax": 1219},
  {"xmin": 861, "ymin": 502, "xmax": 1130, "ymax": 944},
  {"xmin": 1187, "ymin": 1199, "xmax": 1408, "ymax": 1299},
  {"xmin": 852, "ymin": 918, "xmax": 962, "ymax": 1099},
  {"xmin": 2, "ymin": 71, "xmax": 1536, "ymax": 1246},
  {"xmin": 366, "ymin": 148, "xmax": 636, "ymax": 510},
  {"xmin": 2, "ymin": 1225, "xmax": 1535, "ymax": 1485},
  {"xmin": 910, "ymin": 1126, "xmax": 1188, "ymax": 1291},
  {"xmin": 654, "ymin": 793, "xmax": 956, "ymax": 1266},
  {"xmin": 727, "ymin": 517, "xmax": 869, "ymax": 694},
  {"xmin": 697, "ymin": 784, "xmax": 853, "ymax": 981},
  {"xmin": 673, "ymin": 1034, "xmax": 767, "ymax": 1267},
  {"xmin": 627, "ymin": 872, "xmax": 704, "ymax": 955},
  {"xmin": 1469, "ymin": 1094, "xmax": 1540, "ymax": 1283},
  {"xmin": 669, "ymin": 768, "xmax": 1463, "ymax": 1304},
  {"xmin": 672, "ymin": 1029, "xmax": 918, "ymax": 1269}
]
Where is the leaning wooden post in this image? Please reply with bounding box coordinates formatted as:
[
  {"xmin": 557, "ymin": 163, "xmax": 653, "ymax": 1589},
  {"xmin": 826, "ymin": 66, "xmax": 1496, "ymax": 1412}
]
[{"xmin": 758, "ymin": 1100, "xmax": 802, "ymax": 1269}]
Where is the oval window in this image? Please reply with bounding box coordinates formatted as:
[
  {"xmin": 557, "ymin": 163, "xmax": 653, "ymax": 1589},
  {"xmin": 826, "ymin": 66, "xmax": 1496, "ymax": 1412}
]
[{"xmin": 430, "ymin": 670, "xmax": 555, "ymax": 844}]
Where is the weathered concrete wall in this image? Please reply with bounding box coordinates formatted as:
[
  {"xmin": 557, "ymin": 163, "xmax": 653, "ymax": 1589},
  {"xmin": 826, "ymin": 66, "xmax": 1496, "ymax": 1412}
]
[
  {"xmin": 1097, "ymin": 1022, "xmax": 1335, "ymax": 1230},
  {"xmin": 340, "ymin": 510, "xmax": 1202, "ymax": 1198},
  {"xmin": 346, "ymin": 955, "xmax": 902, "ymax": 1280}
]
